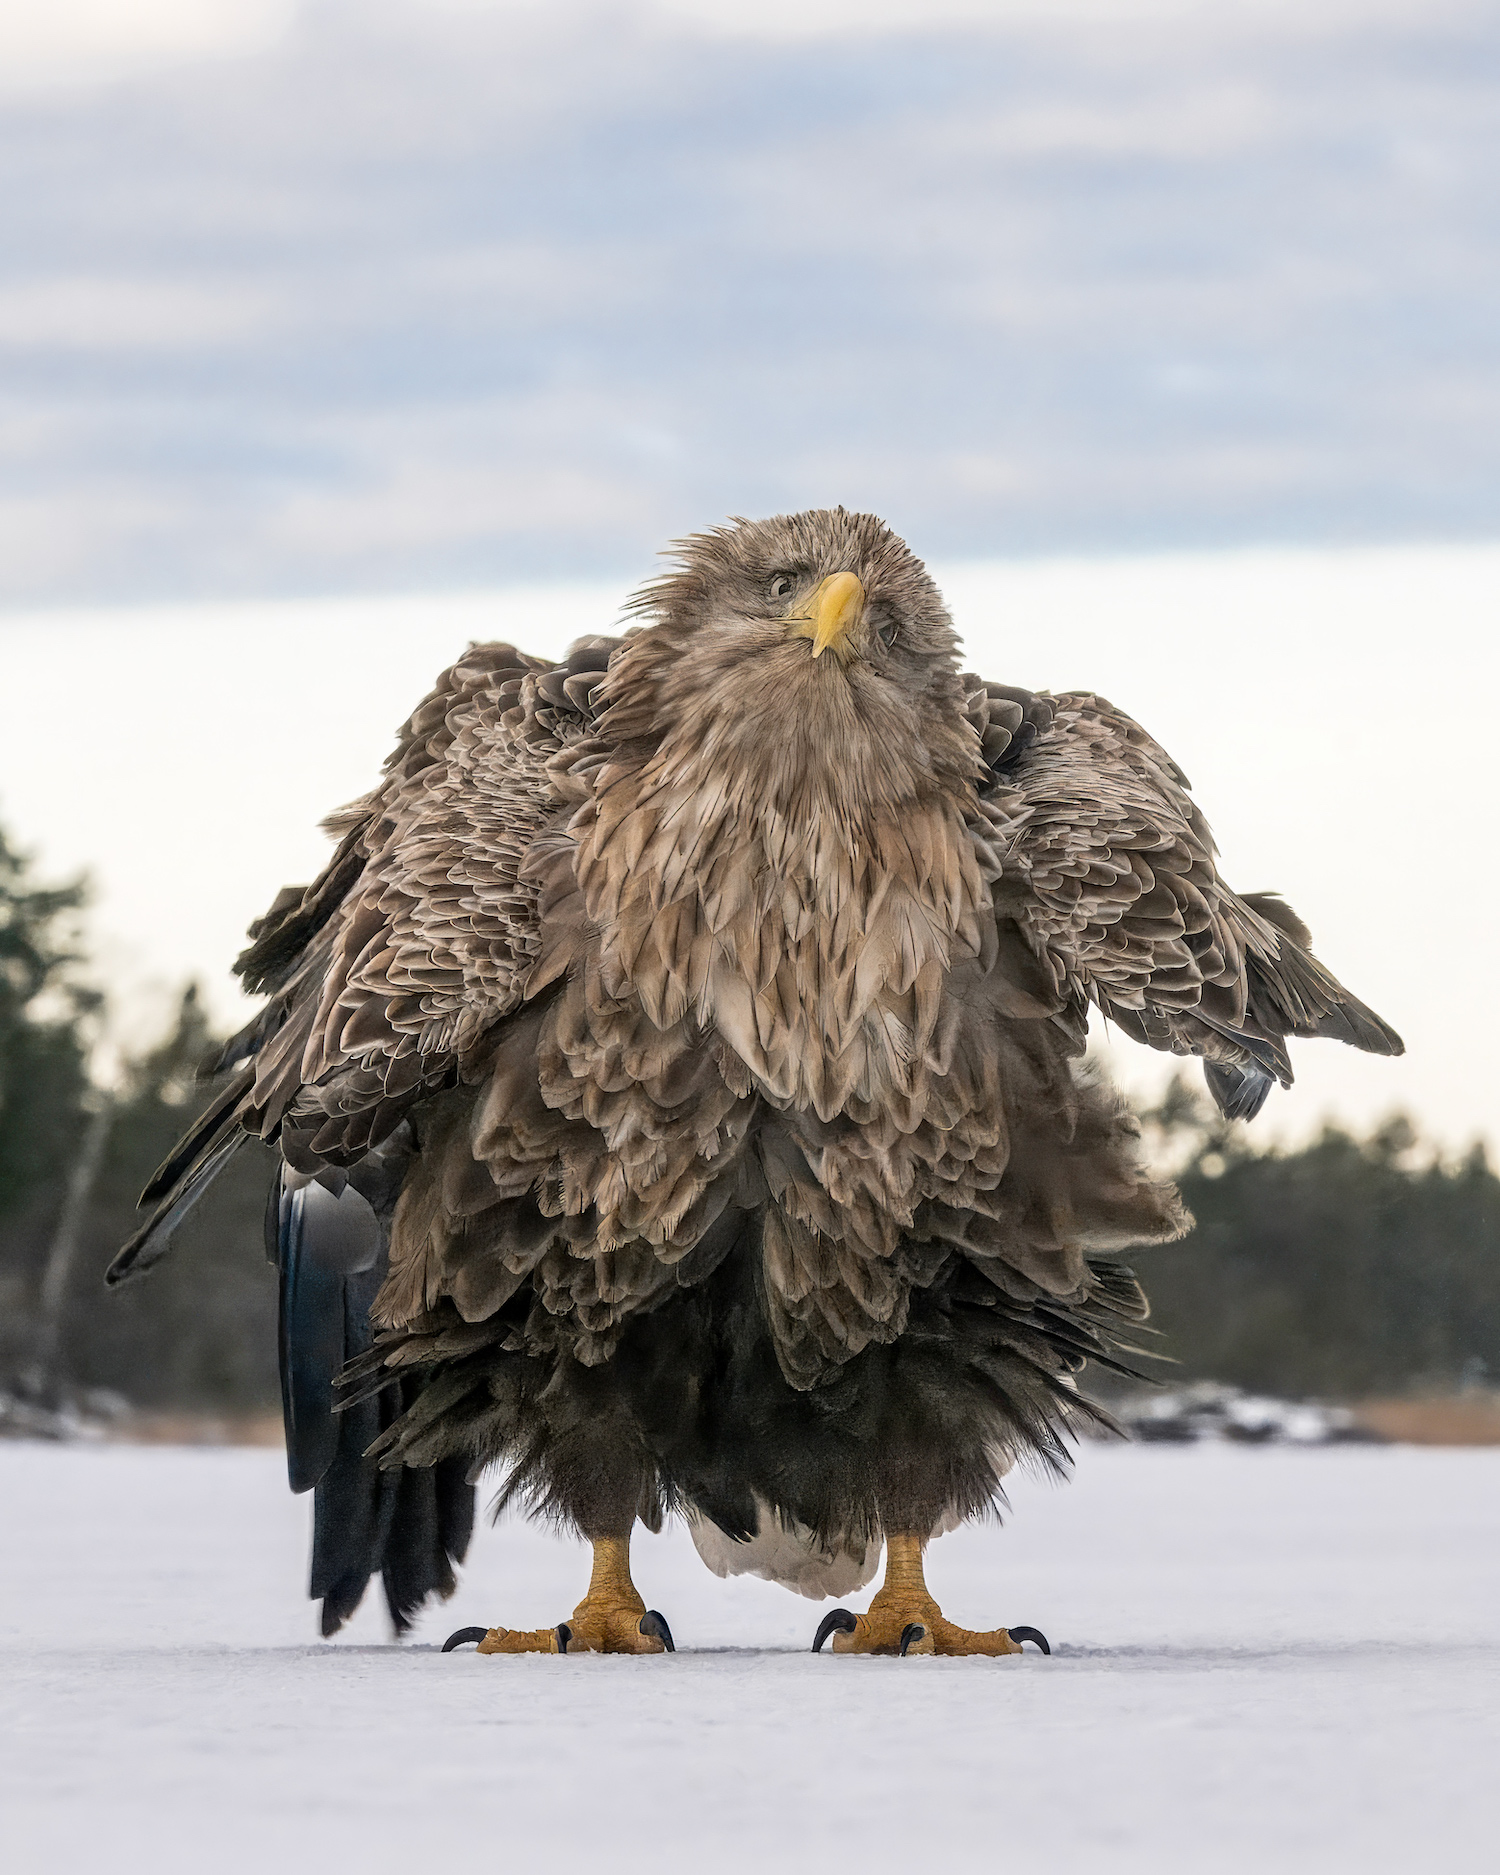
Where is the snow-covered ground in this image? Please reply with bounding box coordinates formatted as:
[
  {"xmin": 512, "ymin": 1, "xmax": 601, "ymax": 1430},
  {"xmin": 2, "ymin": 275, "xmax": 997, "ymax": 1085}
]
[{"xmin": 3, "ymin": 1440, "xmax": 1496, "ymax": 1874}]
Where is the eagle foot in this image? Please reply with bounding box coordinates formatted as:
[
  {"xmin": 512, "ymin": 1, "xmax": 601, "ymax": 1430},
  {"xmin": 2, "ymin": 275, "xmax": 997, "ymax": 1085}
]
[
  {"xmin": 453, "ymin": 1534, "xmax": 673, "ymax": 1657},
  {"xmin": 472, "ymin": 1622, "xmax": 569, "ymax": 1655},
  {"xmin": 810, "ymin": 1534, "xmax": 1049, "ymax": 1658}
]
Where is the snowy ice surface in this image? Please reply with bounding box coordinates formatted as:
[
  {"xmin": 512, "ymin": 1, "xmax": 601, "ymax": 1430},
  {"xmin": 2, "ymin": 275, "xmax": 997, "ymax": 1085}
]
[{"xmin": 3, "ymin": 1440, "xmax": 1496, "ymax": 1875}]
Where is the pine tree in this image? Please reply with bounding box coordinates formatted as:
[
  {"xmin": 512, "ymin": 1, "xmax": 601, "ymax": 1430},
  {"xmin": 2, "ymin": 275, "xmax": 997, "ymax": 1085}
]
[
  {"xmin": 0, "ymin": 819, "xmax": 97, "ymax": 1224},
  {"xmin": 51, "ymin": 985, "xmax": 280, "ymax": 1414},
  {"xmin": 0, "ymin": 818, "xmax": 99, "ymax": 1384}
]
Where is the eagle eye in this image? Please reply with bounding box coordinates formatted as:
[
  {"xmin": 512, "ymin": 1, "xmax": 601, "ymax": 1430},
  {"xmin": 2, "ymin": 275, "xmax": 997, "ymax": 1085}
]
[
  {"xmin": 873, "ymin": 613, "xmax": 899, "ymax": 652},
  {"xmin": 767, "ymin": 572, "xmax": 795, "ymax": 603}
]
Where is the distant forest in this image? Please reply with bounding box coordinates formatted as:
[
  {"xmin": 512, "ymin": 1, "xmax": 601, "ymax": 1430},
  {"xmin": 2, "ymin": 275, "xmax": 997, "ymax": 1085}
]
[{"xmin": 1, "ymin": 814, "xmax": 1495, "ymax": 1414}]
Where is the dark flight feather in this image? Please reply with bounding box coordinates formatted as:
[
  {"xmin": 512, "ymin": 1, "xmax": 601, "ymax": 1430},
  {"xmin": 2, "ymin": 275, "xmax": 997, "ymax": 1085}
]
[
  {"xmin": 271, "ymin": 1165, "xmax": 474, "ymax": 1633},
  {"xmin": 1203, "ymin": 1060, "xmax": 1276, "ymax": 1123},
  {"xmin": 106, "ymin": 1128, "xmax": 247, "ymax": 1287}
]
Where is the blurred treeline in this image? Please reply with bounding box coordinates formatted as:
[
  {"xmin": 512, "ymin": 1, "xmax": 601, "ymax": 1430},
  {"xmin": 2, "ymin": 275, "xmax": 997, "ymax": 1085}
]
[
  {"xmin": 1135, "ymin": 1078, "xmax": 1498, "ymax": 1398},
  {"xmin": 0, "ymin": 822, "xmax": 277, "ymax": 1412},
  {"xmin": 0, "ymin": 815, "xmax": 1495, "ymax": 1412}
]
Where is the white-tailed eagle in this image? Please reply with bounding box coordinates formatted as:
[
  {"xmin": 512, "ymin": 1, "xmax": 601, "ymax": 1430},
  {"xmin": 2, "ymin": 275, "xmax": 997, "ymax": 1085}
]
[{"xmin": 113, "ymin": 510, "xmax": 1401, "ymax": 1656}]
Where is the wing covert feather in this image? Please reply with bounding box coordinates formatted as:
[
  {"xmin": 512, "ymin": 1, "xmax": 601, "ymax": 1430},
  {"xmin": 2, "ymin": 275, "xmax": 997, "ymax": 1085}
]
[
  {"xmin": 236, "ymin": 635, "xmax": 626, "ymax": 1164},
  {"xmin": 962, "ymin": 685, "xmax": 1402, "ymax": 1110}
]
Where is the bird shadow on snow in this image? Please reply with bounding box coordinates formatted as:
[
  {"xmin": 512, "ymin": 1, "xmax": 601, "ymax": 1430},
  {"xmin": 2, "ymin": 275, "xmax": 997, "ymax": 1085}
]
[
  {"xmin": 13, "ymin": 1641, "xmax": 1487, "ymax": 1684},
  {"xmin": 1031, "ymin": 1639, "xmax": 1499, "ymax": 1674},
  {"xmin": 352, "ymin": 1638, "xmax": 1477, "ymax": 1669}
]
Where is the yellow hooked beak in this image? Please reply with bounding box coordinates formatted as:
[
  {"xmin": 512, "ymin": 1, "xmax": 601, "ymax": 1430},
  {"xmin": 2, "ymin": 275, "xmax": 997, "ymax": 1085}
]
[{"xmin": 787, "ymin": 571, "xmax": 866, "ymax": 662}]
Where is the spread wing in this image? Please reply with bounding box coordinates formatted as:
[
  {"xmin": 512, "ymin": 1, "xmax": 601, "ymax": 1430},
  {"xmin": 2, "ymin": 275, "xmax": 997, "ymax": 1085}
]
[
  {"xmin": 961, "ymin": 681, "xmax": 1403, "ymax": 1120},
  {"xmin": 108, "ymin": 634, "xmax": 623, "ymax": 1282}
]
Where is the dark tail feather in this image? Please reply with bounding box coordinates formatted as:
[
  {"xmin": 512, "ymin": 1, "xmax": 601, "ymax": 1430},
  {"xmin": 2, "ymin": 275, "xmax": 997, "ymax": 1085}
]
[
  {"xmin": 278, "ymin": 1178, "xmax": 381, "ymax": 1491},
  {"xmin": 312, "ymin": 1381, "xmax": 403, "ymax": 1636},
  {"xmin": 272, "ymin": 1167, "xmax": 475, "ymax": 1635},
  {"xmin": 106, "ymin": 1129, "xmax": 247, "ymax": 1286},
  {"xmin": 311, "ymin": 1434, "xmax": 474, "ymax": 1638},
  {"xmin": 377, "ymin": 1457, "xmax": 475, "ymax": 1634}
]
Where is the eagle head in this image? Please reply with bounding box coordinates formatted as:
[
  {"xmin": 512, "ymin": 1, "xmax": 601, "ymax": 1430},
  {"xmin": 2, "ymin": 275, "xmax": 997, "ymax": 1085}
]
[{"xmin": 606, "ymin": 508, "xmax": 983, "ymax": 825}]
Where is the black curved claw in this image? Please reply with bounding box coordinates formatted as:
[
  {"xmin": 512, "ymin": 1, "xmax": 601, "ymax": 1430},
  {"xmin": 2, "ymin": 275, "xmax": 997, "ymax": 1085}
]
[
  {"xmin": 898, "ymin": 1623, "xmax": 927, "ymax": 1656},
  {"xmin": 812, "ymin": 1608, "xmax": 858, "ymax": 1652},
  {"xmin": 1008, "ymin": 1625, "xmax": 1051, "ymax": 1655},
  {"xmin": 638, "ymin": 1610, "xmax": 676, "ymax": 1653},
  {"xmin": 441, "ymin": 1627, "xmax": 488, "ymax": 1653},
  {"xmin": 556, "ymin": 1623, "xmax": 572, "ymax": 1654}
]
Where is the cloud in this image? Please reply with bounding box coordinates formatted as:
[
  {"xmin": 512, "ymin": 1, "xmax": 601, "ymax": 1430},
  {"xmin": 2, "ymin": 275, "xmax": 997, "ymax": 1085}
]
[
  {"xmin": 0, "ymin": 277, "xmax": 284, "ymax": 350},
  {"xmin": 1, "ymin": 0, "xmax": 1498, "ymax": 603},
  {"xmin": 0, "ymin": 0, "xmax": 298, "ymax": 92}
]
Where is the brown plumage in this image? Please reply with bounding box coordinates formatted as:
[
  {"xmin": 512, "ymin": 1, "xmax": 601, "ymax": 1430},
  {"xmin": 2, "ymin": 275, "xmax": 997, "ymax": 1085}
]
[{"xmin": 112, "ymin": 509, "xmax": 1401, "ymax": 1644}]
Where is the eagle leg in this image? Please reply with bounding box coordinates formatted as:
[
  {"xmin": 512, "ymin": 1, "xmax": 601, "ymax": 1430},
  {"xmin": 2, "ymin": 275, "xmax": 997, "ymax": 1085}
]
[
  {"xmin": 464, "ymin": 1532, "xmax": 672, "ymax": 1657},
  {"xmin": 816, "ymin": 1534, "xmax": 1046, "ymax": 1659}
]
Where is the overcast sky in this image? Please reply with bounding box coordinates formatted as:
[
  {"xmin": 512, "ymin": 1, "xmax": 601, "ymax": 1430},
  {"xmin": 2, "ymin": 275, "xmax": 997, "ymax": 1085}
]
[{"xmin": 2, "ymin": 0, "xmax": 1498, "ymax": 604}]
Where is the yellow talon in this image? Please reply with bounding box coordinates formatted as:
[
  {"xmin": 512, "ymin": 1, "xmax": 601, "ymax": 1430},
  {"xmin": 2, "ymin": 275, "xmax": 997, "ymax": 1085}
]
[
  {"xmin": 818, "ymin": 1533, "xmax": 1028, "ymax": 1657},
  {"xmin": 476, "ymin": 1623, "xmax": 565, "ymax": 1655},
  {"xmin": 461, "ymin": 1533, "xmax": 673, "ymax": 1657}
]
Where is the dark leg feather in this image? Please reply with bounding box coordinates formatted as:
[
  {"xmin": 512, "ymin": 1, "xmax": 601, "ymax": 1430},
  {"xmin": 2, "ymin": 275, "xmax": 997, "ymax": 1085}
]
[{"xmin": 364, "ymin": 1215, "xmax": 1148, "ymax": 1568}]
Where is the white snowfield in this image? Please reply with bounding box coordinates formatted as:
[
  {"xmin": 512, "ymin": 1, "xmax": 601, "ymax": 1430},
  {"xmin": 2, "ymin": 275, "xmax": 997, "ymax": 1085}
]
[{"xmin": 2, "ymin": 1441, "xmax": 1496, "ymax": 1875}]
